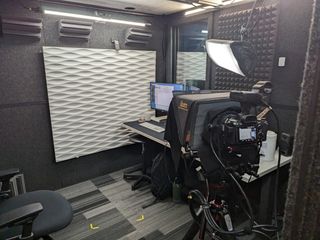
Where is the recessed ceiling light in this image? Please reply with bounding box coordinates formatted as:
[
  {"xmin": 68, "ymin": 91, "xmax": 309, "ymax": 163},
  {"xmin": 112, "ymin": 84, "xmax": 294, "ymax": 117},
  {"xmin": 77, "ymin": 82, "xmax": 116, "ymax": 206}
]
[
  {"xmin": 44, "ymin": 9, "xmax": 148, "ymax": 27},
  {"xmin": 184, "ymin": 8, "xmax": 206, "ymax": 16}
]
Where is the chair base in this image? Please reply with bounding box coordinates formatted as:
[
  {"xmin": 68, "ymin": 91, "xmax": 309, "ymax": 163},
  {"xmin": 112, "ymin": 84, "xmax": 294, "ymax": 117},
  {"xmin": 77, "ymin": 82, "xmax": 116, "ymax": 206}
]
[
  {"xmin": 123, "ymin": 164, "xmax": 143, "ymax": 179},
  {"xmin": 131, "ymin": 175, "xmax": 151, "ymax": 191},
  {"xmin": 123, "ymin": 165, "xmax": 151, "ymax": 191}
]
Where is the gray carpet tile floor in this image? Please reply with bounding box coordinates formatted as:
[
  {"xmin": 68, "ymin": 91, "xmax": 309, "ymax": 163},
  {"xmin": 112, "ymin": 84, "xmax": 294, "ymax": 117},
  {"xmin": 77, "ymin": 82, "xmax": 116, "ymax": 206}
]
[{"xmin": 51, "ymin": 167, "xmax": 194, "ymax": 240}]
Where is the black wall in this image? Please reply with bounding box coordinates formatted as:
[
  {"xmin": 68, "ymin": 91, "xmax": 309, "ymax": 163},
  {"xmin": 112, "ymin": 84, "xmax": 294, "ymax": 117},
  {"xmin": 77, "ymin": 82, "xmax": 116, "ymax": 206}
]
[
  {"xmin": 270, "ymin": 0, "xmax": 313, "ymax": 134},
  {"xmin": 207, "ymin": 0, "xmax": 313, "ymax": 135},
  {"xmin": 166, "ymin": 1, "xmax": 313, "ymax": 133},
  {"xmin": 0, "ymin": 0, "xmax": 314, "ymax": 191},
  {"xmin": 219, "ymin": 0, "xmax": 313, "ymax": 134},
  {"xmin": 0, "ymin": 0, "xmax": 166, "ymax": 191}
]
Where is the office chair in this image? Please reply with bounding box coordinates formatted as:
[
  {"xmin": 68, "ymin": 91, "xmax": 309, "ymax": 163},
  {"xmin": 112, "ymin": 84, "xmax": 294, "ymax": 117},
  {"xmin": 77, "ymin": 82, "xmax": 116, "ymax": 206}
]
[
  {"xmin": 0, "ymin": 168, "xmax": 73, "ymax": 240},
  {"xmin": 123, "ymin": 135, "xmax": 151, "ymax": 190}
]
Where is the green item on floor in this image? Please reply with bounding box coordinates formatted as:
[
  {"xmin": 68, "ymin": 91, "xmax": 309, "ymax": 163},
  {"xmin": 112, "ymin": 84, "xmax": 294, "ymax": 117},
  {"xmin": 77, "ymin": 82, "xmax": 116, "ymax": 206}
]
[{"xmin": 172, "ymin": 179, "xmax": 182, "ymax": 203}]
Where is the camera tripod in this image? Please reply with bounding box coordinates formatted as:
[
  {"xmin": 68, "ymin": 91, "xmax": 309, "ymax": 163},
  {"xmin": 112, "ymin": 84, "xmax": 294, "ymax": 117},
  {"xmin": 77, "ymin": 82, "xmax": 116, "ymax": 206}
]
[{"xmin": 182, "ymin": 167, "xmax": 237, "ymax": 240}]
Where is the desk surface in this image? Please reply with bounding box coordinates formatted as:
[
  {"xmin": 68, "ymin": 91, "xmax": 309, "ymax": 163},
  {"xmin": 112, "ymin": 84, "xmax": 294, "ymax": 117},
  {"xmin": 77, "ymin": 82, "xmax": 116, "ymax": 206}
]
[
  {"xmin": 122, "ymin": 120, "xmax": 170, "ymax": 147},
  {"xmin": 123, "ymin": 120, "xmax": 291, "ymax": 183},
  {"xmin": 242, "ymin": 151, "xmax": 292, "ymax": 183}
]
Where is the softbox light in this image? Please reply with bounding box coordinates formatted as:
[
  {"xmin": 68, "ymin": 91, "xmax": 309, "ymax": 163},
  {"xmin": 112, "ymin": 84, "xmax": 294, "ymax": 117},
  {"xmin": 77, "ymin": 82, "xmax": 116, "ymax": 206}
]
[{"xmin": 206, "ymin": 39, "xmax": 257, "ymax": 77}]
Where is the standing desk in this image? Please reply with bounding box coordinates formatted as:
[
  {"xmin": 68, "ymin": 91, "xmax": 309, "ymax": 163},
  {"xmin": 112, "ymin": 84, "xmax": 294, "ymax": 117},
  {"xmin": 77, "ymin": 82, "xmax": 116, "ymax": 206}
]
[{"xmin": 122, "ymin": 120, "xmax": 292, "ymax": 222}]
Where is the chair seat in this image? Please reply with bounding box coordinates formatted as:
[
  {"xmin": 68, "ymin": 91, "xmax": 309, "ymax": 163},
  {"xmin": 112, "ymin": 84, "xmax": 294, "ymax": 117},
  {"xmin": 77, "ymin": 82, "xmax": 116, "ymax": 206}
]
[{"xmin": 0, "ymin": 190, "xmax": 73, "ymax": 238}]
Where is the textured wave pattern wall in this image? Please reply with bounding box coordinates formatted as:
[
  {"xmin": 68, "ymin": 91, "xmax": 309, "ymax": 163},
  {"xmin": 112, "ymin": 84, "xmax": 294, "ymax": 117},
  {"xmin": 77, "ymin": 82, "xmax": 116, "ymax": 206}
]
[
  {"xmin": 43, "ymin": 47, "xmax": 156, "ymax": 162},
  {"xmin": 176, "ymin": 52, "xmax": 206, "ymax": 83}
]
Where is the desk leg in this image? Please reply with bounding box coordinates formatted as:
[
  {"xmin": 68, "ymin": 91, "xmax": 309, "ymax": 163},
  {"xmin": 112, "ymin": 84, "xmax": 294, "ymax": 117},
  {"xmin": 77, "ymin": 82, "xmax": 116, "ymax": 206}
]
[{"xmin": 258, "ymin": 172, "xmax": 276, "ymax": 224}]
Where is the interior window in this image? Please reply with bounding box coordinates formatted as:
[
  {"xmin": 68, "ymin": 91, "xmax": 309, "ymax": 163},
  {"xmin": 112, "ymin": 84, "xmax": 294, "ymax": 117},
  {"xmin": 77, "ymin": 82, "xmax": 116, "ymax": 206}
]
[{"xmin": 176, "ymin": 20, "xmax": 208, "ymax": 90}]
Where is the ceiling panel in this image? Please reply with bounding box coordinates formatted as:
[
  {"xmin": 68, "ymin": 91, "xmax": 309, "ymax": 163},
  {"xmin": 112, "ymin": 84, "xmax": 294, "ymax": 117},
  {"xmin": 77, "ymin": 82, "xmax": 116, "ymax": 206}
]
[
  {"xmin": 46, "ymin": 0, "xmax": 252, "ymax": 15},
  {"xmin": 52, "ymin": 0, "xmax": 195, "ymax": 15}
]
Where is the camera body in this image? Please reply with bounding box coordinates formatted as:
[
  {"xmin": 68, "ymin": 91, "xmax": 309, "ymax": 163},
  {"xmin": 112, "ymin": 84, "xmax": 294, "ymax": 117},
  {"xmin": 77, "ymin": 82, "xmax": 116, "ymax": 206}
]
[
  {"xmin": 206, "ymin": 110, "xmax": 267, "ymax": 177},
  {"xmin": 168, "ymin": 88, "xmax": 269, "ymax": 178},
  {"xmin": 222, "ymin": 114, "xmax": 259, "ymax": 145}
]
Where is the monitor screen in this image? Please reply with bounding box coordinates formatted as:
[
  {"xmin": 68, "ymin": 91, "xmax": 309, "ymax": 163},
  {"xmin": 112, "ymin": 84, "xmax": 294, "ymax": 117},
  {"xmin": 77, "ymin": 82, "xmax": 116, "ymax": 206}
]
[{"xmin": 150, "ymin": 82, "xmax": 184, "ymax": 111}]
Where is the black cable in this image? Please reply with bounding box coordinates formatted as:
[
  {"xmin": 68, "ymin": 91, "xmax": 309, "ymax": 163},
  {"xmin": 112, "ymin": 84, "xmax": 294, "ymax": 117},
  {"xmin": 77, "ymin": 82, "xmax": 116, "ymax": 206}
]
[
  {"xmin": 269, "ymin": 108, "xmax": 282, "ymax": 240},
  {"xmin": 207, "ymin": 108, "xmax": 284, "ymax": 236},
  {"xmin": 247, "ymin": 0, "xmax": 267, "ymax": 34},
  {"xmin": 256, "ymin": 102, "xmax": 282, "ymax": 238},
  {"xmin": 228, "ymin": 172, "xmax": 254, "ymax": 227},
  {"xmin": 240, "ymin": 201, "xmax": 278, "ymax": 232},
  {"xmin": 188, "ymin": 190, "xmax": 226, "ymax": 238},
  {"xmin": 204, "ymin": 207, "xmax": 246, "ymax": 235},
  {"xmin": 209, "ymin": 133, "xmax": 226, "ymax": 169},
  {"xmin": 188, "ymin": 104, "xmax": 282, "ymax": 238},
  {"xmin": 241, "ymin": 0, "xmax": 266, "ymax": 40},
  {"xmin": 244, "ymin": 0, "xmax": 259, "ymax": 30},
  {"xmin": 209, "ymin": 131, "xmax": 255, "ymax": 227},
  {"xmin": 254, "ymin": 225, "xmax": 278, "ymax": 232},
  {"xmin": 163, "ymin": 145, "xmax": 174, "ymax": 184},
  {"xmin": 203, "ymin": 134, "xmax": 255, "ymax": 235},
  {"xmin": 189, "ymin": 189, "xmax": 241, "ymax": 235},
  {"xmin": 252, "ymin": 229, "xmax": 273, "ymax": 240},
  {"xmin": 189, "ymin": 177, "xmax": 278, "ymax": 238}
]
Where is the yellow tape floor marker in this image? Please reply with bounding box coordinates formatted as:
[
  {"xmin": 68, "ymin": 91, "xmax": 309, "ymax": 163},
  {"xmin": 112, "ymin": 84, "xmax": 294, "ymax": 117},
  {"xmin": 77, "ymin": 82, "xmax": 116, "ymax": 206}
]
[
  {"xmin": 89, "ymin": 223, "xmax": 100, "ymax": 230},
  {"xmin": 136, "ymin": 215, "xmax": 145, "ymax": 222}
]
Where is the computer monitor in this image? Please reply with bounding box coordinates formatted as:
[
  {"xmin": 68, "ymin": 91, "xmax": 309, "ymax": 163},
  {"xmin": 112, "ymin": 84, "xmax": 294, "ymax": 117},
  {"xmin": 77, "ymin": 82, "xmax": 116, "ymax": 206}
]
[{"xmin": 150, "ymin": 82, "xmax": 184, "ymax": 112}]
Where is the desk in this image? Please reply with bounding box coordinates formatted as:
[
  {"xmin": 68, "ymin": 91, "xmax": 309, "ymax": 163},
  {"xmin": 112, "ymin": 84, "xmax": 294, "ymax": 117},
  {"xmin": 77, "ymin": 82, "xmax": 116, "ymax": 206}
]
[
  {"xmin": 242, "ymin": 151, "xmax": 292, "ymax": 223},
  {"xmin": 123, "ymin": 120, "xmax": 291, "ymax": 181},
  {"xmin": 123, "ymin": 121, "xmax": 291, "ymax": 180},
  {"xmin": 122, "ymin": 121, "xmax": 170, "ymax": 148},
  {"xmin": 242, "ymin": 152, "xmax": 292, "ymax": 183},
  {"xmin": 123, "ymin": 120, "xmax": 291, "ymax": 223}
]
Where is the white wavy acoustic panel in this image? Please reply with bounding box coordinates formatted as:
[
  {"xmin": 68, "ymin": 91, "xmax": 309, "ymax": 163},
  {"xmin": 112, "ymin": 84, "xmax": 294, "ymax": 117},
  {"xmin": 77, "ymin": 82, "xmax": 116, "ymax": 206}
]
[
  {"xmin": 43, "ymin": 47, "xmax": 156, "ymax": 162},
  {"xmin": 176, "ymin": 52, "xmax": 207, "ymax": 83}
]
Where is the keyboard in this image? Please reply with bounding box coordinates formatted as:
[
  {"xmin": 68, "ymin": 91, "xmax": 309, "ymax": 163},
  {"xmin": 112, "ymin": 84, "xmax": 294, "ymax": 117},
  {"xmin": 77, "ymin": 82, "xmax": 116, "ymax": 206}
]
[{"xmin": 139, "ymin": 122, "xmax": 165, "ymax": 133}]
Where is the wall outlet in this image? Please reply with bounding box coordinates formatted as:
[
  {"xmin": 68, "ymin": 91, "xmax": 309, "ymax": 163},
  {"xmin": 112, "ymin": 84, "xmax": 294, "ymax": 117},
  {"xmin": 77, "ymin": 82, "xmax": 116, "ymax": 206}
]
[{"xmin": 278, "ymin": 57, "xmax": 286, "ymax": 67}]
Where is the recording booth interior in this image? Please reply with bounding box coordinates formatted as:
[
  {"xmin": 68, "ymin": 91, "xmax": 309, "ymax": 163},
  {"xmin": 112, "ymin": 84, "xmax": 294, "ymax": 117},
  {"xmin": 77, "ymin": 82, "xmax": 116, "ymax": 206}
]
[{"xmin": 1, "ymin": 0, "xmax": 319, "ymax": 240}]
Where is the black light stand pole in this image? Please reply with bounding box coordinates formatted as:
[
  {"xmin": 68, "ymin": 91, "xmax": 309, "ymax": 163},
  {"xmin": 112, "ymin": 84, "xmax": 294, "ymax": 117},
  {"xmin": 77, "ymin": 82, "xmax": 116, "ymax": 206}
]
[
  {"xmin": 182, "ymin": 220, "xmax": 200, "ymax": 240},
  {"xmin": 198, "ymin": 214, "xmax": 207, "ymax": 240},
  {"xmin": 183, "ymin": 169, "xmax": 209, "ymax": 240}
]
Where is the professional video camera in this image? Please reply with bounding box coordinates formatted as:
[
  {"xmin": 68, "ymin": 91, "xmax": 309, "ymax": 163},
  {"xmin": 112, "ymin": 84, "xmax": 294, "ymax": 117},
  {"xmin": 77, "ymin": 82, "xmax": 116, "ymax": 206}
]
[
  {"xmin": 166, "ymin": 82, "xmax": 277, "ymax": 240},
  {"xmin": 169, "ymin": 89, "xmax": 269, "ymax": 180},
  {"xmin": 201, "ymin": 91, "xmax": 268, "ymax": 178}
]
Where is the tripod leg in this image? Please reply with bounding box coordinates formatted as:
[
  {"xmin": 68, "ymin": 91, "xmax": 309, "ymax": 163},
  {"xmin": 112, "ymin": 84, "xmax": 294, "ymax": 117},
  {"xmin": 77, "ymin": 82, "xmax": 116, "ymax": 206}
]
[
  {"xmin": 142, "ymin": 197, "xmax": 159, "ymax": 209},
  {"xmin": 198, "ymin": 215, "xmax": 207, "ymax": 240},
  {"xmin": 182, "ymin": 220, "xmax": 200, "ymax": 240}
]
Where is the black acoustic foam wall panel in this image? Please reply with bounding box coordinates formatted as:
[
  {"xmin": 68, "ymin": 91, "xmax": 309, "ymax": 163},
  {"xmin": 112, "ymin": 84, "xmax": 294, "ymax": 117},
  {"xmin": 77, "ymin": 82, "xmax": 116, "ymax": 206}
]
[
  {"xmin": 214, "ymin": 4, "xmax": 278, "ymax": 90},
  {"xmin": 1, "ymin": 16, "xmax": 42, "ymax": 38},
  {"xmin": 125, "ymin": 28, "xmax": 152, "ymax": 46},
  {"xmin": 59, "ymin": 19, "xmax": 93, "ymax": 40}
]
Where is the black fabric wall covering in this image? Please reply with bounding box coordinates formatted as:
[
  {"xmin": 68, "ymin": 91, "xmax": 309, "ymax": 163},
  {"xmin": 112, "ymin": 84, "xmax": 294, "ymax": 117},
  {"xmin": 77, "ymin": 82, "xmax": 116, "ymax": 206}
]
[
  {"xmin": 214, "ymin": 4, "xmax": 278, "ymax": 91},
  {"xmin": 206, "ymin": 0, "xmax": 313, "ymax": 135},
  {"xmin": 0, "ymin": 0, "xmax": 315, "ymax": 193},
  {"xmin": 0, "ymin": 0, "xmax": 166, "ymax": 191},
  {"xmin": 282, "ymin": 0, "xmax": 320, "ymax": 238}
]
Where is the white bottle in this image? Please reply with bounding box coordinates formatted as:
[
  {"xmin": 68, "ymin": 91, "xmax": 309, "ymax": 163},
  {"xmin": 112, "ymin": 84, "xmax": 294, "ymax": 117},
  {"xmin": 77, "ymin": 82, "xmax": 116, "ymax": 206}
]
[{"xmin": 260, "ymin": 131, "xmax": 277, "ymax": 162}]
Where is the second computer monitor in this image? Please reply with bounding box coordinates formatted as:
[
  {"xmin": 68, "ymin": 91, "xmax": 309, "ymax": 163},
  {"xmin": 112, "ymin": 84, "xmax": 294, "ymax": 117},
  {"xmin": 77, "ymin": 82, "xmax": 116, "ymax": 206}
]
[{"xmin": 150, "ymin": 82, "xmax": 184, "ymax": 112}]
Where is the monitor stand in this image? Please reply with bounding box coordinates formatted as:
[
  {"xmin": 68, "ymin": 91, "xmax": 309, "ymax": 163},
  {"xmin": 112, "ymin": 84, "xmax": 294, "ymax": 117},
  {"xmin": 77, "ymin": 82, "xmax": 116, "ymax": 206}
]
[{"xmin": 151, "ymin": 115, "xmax": 167, "ymax": 123}]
